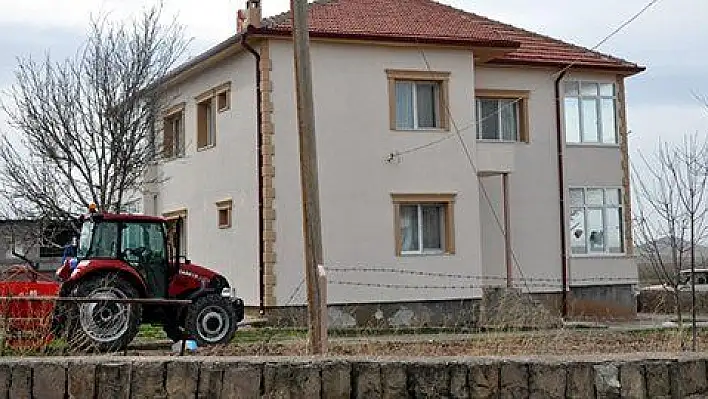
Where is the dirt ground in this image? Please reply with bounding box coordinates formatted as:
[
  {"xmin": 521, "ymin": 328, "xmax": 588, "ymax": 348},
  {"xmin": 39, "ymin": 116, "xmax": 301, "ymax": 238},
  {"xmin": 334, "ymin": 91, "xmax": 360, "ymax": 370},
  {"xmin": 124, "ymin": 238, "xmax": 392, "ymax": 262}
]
[{"xmin": 179, "ymin": 328, "xmax": 707, "ymax": 358}]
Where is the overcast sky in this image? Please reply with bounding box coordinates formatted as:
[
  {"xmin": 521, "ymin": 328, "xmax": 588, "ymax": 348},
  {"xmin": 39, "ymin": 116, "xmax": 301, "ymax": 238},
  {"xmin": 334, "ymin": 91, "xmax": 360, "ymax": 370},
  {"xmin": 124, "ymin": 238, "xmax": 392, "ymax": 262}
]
[{"xmin": 0, "ymin": 0, "xmax": 705, "ymax": 157}]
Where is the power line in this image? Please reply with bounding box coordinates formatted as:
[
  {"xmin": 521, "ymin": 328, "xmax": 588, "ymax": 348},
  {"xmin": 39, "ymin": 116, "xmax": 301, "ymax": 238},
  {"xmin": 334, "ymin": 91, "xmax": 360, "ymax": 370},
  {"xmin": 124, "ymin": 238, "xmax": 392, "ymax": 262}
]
[
  {"xmin": 405, "ymin": 0, "xmax": 662, "ymax": 295},
  {"xmin": 391, "ymin": 0, "xmax": 662, "ymax": 158}
]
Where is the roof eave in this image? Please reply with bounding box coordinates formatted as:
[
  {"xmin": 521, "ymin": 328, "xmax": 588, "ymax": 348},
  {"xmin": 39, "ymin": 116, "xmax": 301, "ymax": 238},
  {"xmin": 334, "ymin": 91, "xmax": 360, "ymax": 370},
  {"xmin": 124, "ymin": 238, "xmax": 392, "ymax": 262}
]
[
  {"xmin": 253, "ymin": 27, "xmax": 521, "ymax": 49},
  {"xmin": 485, "ymin": 58, "xmax": 646, "ymax": 76},
  {"xmin": 158, "ymin": 32, "xmax": 249, "ymax": 89}
]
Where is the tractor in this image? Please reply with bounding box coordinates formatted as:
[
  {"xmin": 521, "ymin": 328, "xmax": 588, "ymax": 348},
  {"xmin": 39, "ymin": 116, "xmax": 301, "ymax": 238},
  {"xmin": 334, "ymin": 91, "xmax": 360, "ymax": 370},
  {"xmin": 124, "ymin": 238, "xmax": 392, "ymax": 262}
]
[{"xmin": 52, "ymin": 206, "xmax": 244, "ymax": 352}]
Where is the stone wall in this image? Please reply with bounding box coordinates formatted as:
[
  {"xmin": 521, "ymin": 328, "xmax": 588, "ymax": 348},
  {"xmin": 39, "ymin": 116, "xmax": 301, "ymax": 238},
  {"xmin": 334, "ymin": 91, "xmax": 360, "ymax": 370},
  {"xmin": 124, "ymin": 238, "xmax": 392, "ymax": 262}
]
[
  {"xmin": 261, "ymin": 285, "xmax": 637, "ymax": 329},
  {"xmin": 4, "ymin": 353, "xmax": 708, "ymax": 398},
  {"xmin": 263, "ymin": 299, "xmax": 480, "ymax": 328}
]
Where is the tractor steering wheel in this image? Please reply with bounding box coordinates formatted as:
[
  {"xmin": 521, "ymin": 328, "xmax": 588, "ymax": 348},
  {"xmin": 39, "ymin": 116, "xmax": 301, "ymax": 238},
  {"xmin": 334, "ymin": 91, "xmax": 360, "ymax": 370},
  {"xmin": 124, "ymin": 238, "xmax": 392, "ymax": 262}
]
[{"xmin": 124, "ymin": 246, "xmax": 150, "ymax": 260}]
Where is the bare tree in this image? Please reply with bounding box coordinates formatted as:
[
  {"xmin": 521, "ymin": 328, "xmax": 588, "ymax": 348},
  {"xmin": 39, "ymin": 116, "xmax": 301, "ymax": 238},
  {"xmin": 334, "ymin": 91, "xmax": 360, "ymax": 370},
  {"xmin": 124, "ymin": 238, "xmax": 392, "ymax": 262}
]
[
  {"xmin": 633, "ymin": 134, "xmax": 708, "ymax": 350},
  {"xmin": 0, "ymin": 4, "xmax": 188, "ymax": 219}
]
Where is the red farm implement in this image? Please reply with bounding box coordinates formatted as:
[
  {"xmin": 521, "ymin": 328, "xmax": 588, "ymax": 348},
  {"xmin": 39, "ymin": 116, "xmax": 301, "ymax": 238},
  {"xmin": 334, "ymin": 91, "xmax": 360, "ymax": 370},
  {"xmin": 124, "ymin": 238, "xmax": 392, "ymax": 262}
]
[{"xmin": 0, "ymin": 265, "xmax": 60, "ymax": 350}]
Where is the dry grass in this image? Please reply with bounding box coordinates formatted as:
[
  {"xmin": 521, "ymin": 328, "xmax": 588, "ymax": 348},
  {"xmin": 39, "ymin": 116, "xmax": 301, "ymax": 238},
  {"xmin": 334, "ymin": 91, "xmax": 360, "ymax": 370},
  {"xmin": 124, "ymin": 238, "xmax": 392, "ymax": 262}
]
[{"xmin": 191, "ymin": 328, "xmax": 706, "ymax": 357}]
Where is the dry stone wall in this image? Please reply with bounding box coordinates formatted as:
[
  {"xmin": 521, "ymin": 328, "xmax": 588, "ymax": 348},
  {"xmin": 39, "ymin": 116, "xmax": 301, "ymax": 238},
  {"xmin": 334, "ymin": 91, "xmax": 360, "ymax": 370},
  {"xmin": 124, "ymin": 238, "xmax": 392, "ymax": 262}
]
[{"xmin": 0, "ymin": 353, "xmax": 704, "ymax": 398}]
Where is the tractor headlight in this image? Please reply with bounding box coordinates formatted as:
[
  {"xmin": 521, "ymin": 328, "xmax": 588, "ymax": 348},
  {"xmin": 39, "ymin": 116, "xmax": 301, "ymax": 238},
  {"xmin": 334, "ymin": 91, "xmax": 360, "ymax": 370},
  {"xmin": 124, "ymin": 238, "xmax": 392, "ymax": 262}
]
[{"xmin": 221, "ymin": 287, "xmax": 237, "ymax": 298}]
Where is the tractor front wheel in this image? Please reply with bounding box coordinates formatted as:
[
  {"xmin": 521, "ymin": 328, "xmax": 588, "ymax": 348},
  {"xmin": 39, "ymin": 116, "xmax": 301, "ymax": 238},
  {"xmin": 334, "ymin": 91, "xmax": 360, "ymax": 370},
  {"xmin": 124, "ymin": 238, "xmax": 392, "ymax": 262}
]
[
  {"xmin": 184, "ymin": 294, "xmax": 237, "ymax": 346},
  {"xmin": 69, "ymin": 274, "xmax": 142, "ymax": 352}
]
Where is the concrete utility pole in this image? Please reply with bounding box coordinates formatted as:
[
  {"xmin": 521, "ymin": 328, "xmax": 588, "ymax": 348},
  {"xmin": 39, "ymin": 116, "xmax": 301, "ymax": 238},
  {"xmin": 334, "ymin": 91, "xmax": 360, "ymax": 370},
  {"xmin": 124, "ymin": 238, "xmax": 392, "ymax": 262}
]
[{"xmin": 291, "ymin": 0, "xmax": 326, "ymax": 355}]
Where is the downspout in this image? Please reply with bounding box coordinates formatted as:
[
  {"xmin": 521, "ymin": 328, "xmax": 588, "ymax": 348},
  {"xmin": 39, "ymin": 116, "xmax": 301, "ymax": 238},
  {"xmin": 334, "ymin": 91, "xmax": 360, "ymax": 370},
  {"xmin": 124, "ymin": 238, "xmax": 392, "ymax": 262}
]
[
  {"xmin": 554, "ymin": 70, "xmax": 569, "ymax": 318},
  {"xmin": 241, "ymin": 31, "xmax": 266, "ymax": 315}
]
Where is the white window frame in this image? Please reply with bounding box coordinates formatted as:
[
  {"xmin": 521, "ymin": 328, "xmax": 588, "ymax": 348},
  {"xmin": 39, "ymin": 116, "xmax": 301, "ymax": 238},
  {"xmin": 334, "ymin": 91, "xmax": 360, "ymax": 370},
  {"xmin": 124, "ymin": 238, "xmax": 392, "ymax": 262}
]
[
  {"xmin": 400, "ymin": 203, "xmax": 446, "ymax": 256},
  {"xmin": 569, "ymin": 187, "xmax": 625, "ymax": 256},
  {"xmin": 205, "ymin": 99, "xmax": 216, "ymax": 147},
  {"xmin": 396, "ymin": 80, "xmax": 441, "ymax": 130},
  {"xmin": 564, "ymin": 81, "xmax": 618, "ymax": 145},
  {"xmin": 386, "ymin": 69, "xmax": 450, "ymax": 132},
  {"xmin": 475, "ymin": 98, "xmax": 520, "ymax": 142}
]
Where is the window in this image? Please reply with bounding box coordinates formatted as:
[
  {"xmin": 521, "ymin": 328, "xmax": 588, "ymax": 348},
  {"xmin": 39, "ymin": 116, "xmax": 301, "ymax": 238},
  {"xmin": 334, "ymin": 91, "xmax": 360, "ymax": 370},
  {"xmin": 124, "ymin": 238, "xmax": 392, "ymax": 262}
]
[
  {"xmin": 216, "ymin": 199, "xmax": 233, "ymax": 229},
  {"xmin": 197, "ymin": 98, "xmax": 216, "ymax": 149},
  {"xmin": 120, "ymin": 222, "xmax": 166, "ymax": 264},
  {"xmin": 163, "ymin": 209, "xmax": 187, "ymax": 257},
  {"xmin": 195, "ymin": 82, "xmax": 230, "ymax": 150},
  {"xmin": 217, "ymin": 89, "xmax": 230, "ymax": 112},
  {"xmin": 392, "ymin": 194, "xmax": 455, "ymax": 256},
  {"xmin": 79, "ymin": 221, "xmax": 119, "ymax": 258},
  {"xmin": 475, "ymin": 89, "xmax": 529, "ymax": 142},
  {"xmin": 569, "ymin": 188, "xmax": 624, "ymax": 255},
  {"xmin": 386, "ymin": 69, "xmax": 450, "ymax": 131},
  {"xmin": 564, "ymin": 81, "xmax": 617, "ymax": 144},
  {"xmin": 162, "ymin": 104, "xmax": 185, "ymax": 158}
]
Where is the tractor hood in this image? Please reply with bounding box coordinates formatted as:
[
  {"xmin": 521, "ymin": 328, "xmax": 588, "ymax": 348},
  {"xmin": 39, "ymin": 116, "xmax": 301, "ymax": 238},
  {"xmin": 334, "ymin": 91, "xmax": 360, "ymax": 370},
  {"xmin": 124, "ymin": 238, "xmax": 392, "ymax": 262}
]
[{"xmin": 177, "ymin": 262, "xmax": 218, "ymax": 281}]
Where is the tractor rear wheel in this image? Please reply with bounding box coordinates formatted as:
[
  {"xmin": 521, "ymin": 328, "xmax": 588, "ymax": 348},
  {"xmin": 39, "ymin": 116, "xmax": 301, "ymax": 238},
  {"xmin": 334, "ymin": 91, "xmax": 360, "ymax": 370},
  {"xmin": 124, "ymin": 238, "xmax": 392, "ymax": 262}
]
[
  {"xmin": 69, "ymin": 274, "xmax": 142, "ymax": 352},
  {"xmin": 184, "ymin": 294, "xmax": 237, "ymax": 346}
]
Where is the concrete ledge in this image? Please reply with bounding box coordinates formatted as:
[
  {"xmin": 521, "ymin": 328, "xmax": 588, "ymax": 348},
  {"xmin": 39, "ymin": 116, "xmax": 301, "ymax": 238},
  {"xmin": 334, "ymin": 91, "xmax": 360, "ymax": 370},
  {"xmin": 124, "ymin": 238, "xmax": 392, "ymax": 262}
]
[{"xmin": 2, "ymin": 353, "xmax": 708, "ymax": 398}]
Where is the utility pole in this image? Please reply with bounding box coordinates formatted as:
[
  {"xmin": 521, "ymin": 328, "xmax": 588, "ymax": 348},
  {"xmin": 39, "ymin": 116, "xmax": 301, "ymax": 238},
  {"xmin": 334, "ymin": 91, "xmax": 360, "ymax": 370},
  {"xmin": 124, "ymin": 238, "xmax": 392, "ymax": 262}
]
[{"xmin": 291, "ymin": 0, "xmax": 326, "ymax": 355}]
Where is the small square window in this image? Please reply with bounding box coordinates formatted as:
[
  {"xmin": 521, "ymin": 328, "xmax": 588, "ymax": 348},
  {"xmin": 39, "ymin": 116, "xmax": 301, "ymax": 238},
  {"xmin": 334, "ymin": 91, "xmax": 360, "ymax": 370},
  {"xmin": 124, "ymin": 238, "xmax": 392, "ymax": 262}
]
[
  {"xmin": 216, "ymin": 199, "xmax": 233, "ymax": 229},
  {"xmin": 217, "ymin": 90, "xmax": 230, "ymax": 112}
]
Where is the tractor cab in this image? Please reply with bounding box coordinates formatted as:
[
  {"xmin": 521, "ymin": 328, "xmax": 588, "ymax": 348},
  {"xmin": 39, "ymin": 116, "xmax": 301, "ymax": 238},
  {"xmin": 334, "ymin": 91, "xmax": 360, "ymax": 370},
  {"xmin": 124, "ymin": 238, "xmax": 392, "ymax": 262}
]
[
  {"xmin": 56, "ymin": 208, "xmax": 178, "ymax": 299},
  {"xmin": 75, "ymin": 213, "xmax": 170, "ymax": 298}
]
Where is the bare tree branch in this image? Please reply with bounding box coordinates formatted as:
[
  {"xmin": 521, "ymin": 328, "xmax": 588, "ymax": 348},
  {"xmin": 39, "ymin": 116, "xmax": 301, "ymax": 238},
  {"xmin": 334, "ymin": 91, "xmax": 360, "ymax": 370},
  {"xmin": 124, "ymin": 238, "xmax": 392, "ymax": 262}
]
[{"xmin": 0, "ymin": 4, "xmax": 187, "ymax": 218}]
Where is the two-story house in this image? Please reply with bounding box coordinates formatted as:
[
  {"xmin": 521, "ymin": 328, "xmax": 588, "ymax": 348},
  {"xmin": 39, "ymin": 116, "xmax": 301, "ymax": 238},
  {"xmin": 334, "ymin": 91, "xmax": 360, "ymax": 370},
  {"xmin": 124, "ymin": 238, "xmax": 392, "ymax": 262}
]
[{"xmin": 144, "ymin": 0, "xmax": 645, "ymax": 326}]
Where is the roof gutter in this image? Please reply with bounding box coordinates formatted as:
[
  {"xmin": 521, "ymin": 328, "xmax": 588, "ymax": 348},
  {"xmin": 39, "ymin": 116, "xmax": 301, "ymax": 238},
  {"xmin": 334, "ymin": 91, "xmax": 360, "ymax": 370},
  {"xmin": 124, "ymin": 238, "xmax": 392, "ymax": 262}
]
[
  {"xmin": 487, "ymin": 59, "xmax": 645, "ymax": 76},
  {"xmin": 240, "ymin": 31, "xmax": 266, "ymax": 315},
  {"xmin": 555, "ymin": 70, "xmax": 569, "ymax": 318}
]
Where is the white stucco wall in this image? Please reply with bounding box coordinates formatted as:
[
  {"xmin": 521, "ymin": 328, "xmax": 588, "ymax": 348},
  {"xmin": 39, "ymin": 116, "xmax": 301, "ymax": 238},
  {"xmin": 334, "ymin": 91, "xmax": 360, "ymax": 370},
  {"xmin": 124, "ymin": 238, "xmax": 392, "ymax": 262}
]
[
  {"xmin": 269, "ymin": 40, "xmax": 483, "ymax": 305},
  {"xmin": 148, "ymin": 39, "xmax": 638, "ymax": 307},
  {"xmin": 475, "ymin": 66, "xmax": 565, "ymax": 292},
  {"xmin": 149, "ymin": 50, "xmax": 261, "ymax": 305},
  {"xmin": 479, "ymin": 175, "xmax": 506, "ymax": 283},
  {"xmin": 563, "ymin": 71, "xmax": 637, "ymax": 286},
  {"xmin": 475, "ymin": 66, "xmax": 637, "ymax": 292}
]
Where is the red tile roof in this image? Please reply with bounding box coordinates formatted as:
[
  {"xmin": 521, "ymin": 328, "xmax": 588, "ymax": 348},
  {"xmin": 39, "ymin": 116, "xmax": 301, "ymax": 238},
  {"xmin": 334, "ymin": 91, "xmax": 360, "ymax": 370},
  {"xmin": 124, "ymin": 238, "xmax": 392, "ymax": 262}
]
[{"xmin": 257, "ymin": 0, "xmax": 644, "ymax": 73}]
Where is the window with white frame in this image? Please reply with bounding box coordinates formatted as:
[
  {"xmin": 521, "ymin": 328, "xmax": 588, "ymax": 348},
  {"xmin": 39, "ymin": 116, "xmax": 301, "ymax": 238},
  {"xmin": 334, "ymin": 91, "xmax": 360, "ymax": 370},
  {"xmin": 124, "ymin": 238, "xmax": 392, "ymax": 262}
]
[
  {"xmin": 569, "ymin": 188, "xmax": 624, "ymax": 255},
  {"xmin": 197, "ymin": 98, "xmax": 216, "ymax": 149},
  {"xmin": 476, "ymin": 98, "xmax": 519, "ymax": 141},
  {"xmin": 392, "ymin": 194, "xmax": 455, "ymax": 256},
  {"xmin": 564, "ymin": 81, "xmax": 617, "ymax": 144},
  {"xmin": 387, "ymin": 70, "xmax": 450, "ymax": 131},
  {"xmin": 395, "ymin": 81, "xmax": 441, "ymax": 130}
]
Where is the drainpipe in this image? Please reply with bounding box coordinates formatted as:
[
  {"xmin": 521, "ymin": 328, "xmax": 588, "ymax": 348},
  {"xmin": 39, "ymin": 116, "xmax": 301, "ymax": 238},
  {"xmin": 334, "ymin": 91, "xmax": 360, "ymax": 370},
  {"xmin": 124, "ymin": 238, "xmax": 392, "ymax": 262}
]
[
  {"xmin": 554, "ymin": 70, "xmax": 569, "ymax": 318},
  {"xmin": 241, "ymin": 32, "xmax": 266, "ymax": 315}
]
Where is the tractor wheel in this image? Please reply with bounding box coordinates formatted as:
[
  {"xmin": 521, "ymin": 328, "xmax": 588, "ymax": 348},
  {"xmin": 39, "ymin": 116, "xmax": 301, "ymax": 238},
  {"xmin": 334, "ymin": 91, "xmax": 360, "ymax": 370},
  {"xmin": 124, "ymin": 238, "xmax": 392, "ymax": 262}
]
[
  {"xmin": 69, "ymin": 274, "xmax": 142, "ymax": 352},
  {"xmin": 184, "ymin": 294, "xmax": 237, "ymax": 346}
]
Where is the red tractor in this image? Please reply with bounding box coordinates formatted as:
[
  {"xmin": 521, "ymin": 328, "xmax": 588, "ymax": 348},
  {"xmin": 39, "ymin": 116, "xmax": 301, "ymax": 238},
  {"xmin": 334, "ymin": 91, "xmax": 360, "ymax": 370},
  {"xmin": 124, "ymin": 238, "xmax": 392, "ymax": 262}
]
[{"xmin": 52, "ymin": 208, "xmax": 244, "ymax": 352}]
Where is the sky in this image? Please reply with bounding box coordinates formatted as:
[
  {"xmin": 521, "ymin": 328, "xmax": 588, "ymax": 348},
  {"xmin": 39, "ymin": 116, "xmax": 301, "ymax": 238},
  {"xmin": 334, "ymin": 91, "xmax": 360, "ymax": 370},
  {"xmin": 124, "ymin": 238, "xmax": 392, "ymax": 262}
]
[{"xmin": 0, "ymin": 0, "xmax": 706, "ymax": 158}]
